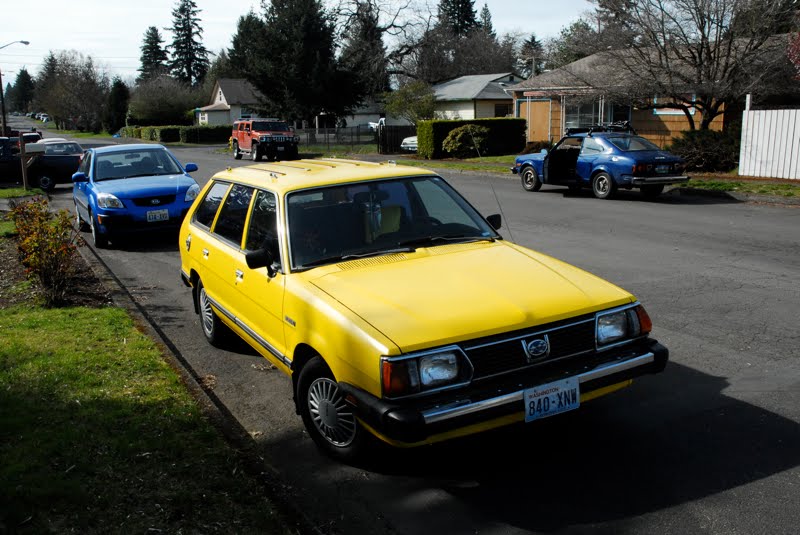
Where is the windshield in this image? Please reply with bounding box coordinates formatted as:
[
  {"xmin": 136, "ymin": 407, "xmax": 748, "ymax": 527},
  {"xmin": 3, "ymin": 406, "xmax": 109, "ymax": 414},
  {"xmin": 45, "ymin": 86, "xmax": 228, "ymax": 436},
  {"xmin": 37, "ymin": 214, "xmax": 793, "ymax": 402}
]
[
  {"xmin": 287, "ymin": 175, "xmax": 499, "ymax": 270},
  {"xmin": 43, "ymin": 142, "xmax": 83, "ymax": 155},
  {"xmin": 93, "ymin": 149, "xmax": 184, "ymax": 181},
  {"xmin": 606, "ymin": 135, "xmax": 662, "ymax": 152},
  {"xmin": 252, "ymin": 121, "xmax": 289, "ymax": 132}
]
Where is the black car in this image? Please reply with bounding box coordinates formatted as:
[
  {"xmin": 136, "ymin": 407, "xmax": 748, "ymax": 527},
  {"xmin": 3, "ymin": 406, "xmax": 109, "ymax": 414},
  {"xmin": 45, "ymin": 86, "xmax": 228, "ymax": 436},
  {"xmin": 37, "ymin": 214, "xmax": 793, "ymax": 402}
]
[{"xmin": 29, "ymin": 141, "xmax": 84, "ymax": 191}]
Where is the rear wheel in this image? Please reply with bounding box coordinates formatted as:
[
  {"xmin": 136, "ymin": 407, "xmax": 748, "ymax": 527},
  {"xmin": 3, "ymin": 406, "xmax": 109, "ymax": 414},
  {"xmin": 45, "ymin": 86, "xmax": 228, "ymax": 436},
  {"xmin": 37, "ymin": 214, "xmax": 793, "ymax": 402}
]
[
  {"xmin": 197, "ymin": 279, "xmax": 228, "ymax": 347},
  {"xmin": 521, "ymin": 166, "xmax": 542, "ymax": 192},
  {"xmin": 297, "ymin": 357, "xmax": 372, "ymax": 462},
  {"xmin": 641, "ymin": 184, "xmax": 665, "ymax": 199},
  {"xmin": 232, "ymin": 141, "xmax": 242, "ymax": 160},
  {"xmin": 592, "ymin": 172, "xmax": 617, "ymax": 199},
  {"xmin": 37, "ymin": 175, "xmax": 55, "ymax": 192}
]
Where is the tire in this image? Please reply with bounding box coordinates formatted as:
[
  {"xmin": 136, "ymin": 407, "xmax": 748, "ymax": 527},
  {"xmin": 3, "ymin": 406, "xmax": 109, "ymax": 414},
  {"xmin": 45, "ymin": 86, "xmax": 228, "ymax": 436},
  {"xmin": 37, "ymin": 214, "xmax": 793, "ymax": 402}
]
[
  {"xmin": 641, "ymin": 184, "xmax": 665, "ymax": 199},
  {"xmin": 592, "ymin": 172, "xmax": 617, "ymax": 199},
  {"xmin": 89, "ymin": 209, "xmax": 109, "ymax": 248},
  {"xmin": 251, "ymin": 144, "xmax": 262, "ymax": 161},
  {"xmin": 197, "ymin": 279, "xmax": 228, "ymax": 347},
  {"xmin": 520, "ymin": 166, "xmax": 542, "ymax": 192},
  {"xmin": 37, "ymin": 175, "xmax": 55, "ymax": 192},
  {"xmin": 74, "ymin": 202, "xmax": 89, "ymax": 232},
  {"xmin": 297, "ymin": 357, "xmax": 371, "ymax": 462},
  {"xmin": 232, "ymin": 141, "xmax": 242, "ymax": 160}
]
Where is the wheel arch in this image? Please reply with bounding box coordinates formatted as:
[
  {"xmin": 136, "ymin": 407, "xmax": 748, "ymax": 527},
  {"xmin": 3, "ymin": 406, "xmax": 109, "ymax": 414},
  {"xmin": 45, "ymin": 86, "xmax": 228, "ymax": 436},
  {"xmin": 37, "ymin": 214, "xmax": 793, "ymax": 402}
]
[
  {"xmin": 291, "ymin": 343, "xmax": 327, "ymax": 411},
  {"xmin": 189, "ymin": 269, "xmax": 201, "ymax": 314}
]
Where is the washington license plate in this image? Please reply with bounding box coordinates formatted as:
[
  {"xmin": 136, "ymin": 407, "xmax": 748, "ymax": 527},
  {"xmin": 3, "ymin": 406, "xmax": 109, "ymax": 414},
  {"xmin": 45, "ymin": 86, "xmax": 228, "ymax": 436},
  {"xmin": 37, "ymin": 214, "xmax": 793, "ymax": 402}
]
[
  {"xmin": 146, "ymin": 209, "xmax": 169, "ymax": 222},
  {"xmin": 524, "ymin": 377, "xmax": 580, "ymax": 422},
  {"xmin": 655, "ymin": 164, "xmax": 670, "ymax": 174}
]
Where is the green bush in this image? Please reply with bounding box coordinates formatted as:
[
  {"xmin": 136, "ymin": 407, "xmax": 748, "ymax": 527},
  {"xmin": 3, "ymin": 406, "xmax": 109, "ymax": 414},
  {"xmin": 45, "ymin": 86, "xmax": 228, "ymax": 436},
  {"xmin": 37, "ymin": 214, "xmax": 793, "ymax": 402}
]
[
  {"xmin": 179, "ymin": 125, "xmax": 233, "ymax": 144},
  {"xmin": 9, "ymin": 197, "xmax": 82, "ymax": 307},
  {"xmin": 669, "ymin": 129, "xmax": 740, "ymax": 172},
  {"xmin": 442, "ymin": 125, "xmax": 490, "ymax": 158},
  {"xmin": 417, "ymin": 118, "xmax": 526, "ymax": 159},
  {"xmin": 132, "ymin": 127, "xmax": 142, "ymax": 139},
  {"xmin": 140, "ymin": 127, "xmax": 156, "ymax": 141},
  {"xmin": 155, "ymin": 126, "xmax": 182, "ymax": 143}
]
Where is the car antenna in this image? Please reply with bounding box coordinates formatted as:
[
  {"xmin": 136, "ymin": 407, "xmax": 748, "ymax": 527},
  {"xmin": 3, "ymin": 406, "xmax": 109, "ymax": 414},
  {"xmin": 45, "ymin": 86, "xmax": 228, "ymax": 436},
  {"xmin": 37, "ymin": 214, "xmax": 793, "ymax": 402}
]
[{"xmin": 488, "ymin": 179, "xmax": 515, "ymax": 243}]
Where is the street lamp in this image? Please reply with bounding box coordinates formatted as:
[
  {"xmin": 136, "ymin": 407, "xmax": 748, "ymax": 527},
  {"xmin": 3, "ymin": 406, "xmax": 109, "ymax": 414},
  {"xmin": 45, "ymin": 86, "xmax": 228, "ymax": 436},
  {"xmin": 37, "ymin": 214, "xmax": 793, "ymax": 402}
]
[{"xmin": 0, "ymin": 40, "xmax": 30, "ymax": 136}]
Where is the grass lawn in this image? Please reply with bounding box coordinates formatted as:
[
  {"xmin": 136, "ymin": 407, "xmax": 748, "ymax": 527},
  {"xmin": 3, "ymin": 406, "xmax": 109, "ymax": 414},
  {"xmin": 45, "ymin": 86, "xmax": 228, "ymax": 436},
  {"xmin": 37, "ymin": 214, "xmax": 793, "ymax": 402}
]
[
  {"xmin": 0, "ymin": 188, "xmax": 46, "ymax": 199},
  {"xmin": 686, "ymin": 177, "xmax": 800, "ymax": 198},
  {"xmin": 0, "ymin": 253, "xmax": 294, "ymax": 532},
  {"xmin": 0, "ymin": 219, "xmax": 15, "ymax": 237}
]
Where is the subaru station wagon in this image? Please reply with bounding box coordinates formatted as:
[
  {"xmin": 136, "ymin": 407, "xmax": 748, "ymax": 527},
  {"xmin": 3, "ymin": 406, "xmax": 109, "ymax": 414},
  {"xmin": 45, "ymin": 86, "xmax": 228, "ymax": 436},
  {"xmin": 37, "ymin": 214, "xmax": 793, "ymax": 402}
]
[{"xmin": 179, "ymin": 159, "xmax": 669, "ymax": 461}]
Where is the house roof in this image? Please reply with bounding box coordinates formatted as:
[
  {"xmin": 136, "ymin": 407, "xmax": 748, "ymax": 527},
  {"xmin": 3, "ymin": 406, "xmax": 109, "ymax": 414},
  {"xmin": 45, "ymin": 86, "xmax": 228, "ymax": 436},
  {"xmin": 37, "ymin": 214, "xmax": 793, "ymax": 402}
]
[
  {"xmin": 433, "ymin": 73, "xmax": 518, "ymax": 101},
  {"xmin": 508, "ymin": 53, "xmax": 615, "ymax": 93},
  {"xmin": 212, "ymin": 78, "xmax": 264, "ymax": 105}
]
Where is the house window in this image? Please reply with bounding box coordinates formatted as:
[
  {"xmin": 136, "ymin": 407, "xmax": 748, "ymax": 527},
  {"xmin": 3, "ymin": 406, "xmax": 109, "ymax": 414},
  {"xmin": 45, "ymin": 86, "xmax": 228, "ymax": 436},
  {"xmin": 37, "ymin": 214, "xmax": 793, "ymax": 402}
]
[
  {"xmin": 218, "ymin": 90, "xmax": 223, "ymax": 102},
  {"xmin": 199, "ymin": 112, "xmax": 208, "ymax": 124},
  {"xmin": 564, "ymin": 100, "xmax": 631, "ymax": 128},
  {"xmin": 495, "ymin": 103, "xmax": 513, "ymax": 117}
]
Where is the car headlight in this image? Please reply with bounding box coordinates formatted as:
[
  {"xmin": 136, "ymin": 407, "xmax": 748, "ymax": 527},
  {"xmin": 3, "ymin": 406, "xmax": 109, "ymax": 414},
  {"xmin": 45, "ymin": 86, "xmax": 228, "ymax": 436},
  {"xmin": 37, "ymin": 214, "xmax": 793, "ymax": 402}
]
[
  {"xmin": 96, "ymin": 192, "xmax": 124, "ymax": 209},
  {"xmin": 596, "ymin": 305, "xmax": 652, "ymax": 346},
  {"xmin": 381, "ymin": 348, "xmax": 472, "ymax": 398},
  {"xmin": 184, "ymin": 184, "xmax": 200, "ymax": 202}
]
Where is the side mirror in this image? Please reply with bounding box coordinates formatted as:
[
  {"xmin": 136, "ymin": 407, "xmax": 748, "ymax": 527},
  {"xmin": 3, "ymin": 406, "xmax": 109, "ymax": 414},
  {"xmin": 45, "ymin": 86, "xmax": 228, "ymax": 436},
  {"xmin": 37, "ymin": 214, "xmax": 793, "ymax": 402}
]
[
  {"xmin": 540, "ymin": 149, "xmax": 548, "ymax": 155},
  {"xmin": 246, "ymin": 248, "xmax": 277, "ymax": 278},
  {"xmin": 486, "ymin": 214, "xmax": 502, "ymax": 230},
  {"xmin": 184, "ymin": 163, "xmax": 198, "ymax": 173},
  {"xmin": 71, "ymin": 171, "xmax": 88, "ymax": 183}
]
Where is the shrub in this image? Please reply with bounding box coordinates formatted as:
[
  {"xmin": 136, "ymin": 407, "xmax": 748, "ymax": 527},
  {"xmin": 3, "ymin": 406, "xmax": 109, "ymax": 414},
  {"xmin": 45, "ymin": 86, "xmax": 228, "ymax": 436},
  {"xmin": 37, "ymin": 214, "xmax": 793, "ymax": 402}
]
[
  {"xmin": 522, "ymin": 140, "xmax": 553, "ymax": 154},
  {"xmin": 417, "ymin": 118, "xmax": 526, "ymax": 159},
  {"xmin": 140, "ymin": 127, "xmax": 157, "ymax": 141},
  {"xmin": 155, "ymin": 126, "xmax": 182, "ymax": 143},
  {"xmin": 9, "ymin": 197, "xmax": 83, "ymax": 307},
  {"xmin": 179, "ymin": 125, "xmax": 233, "ymax": 144},
  {"xmin": 669, "ymin": 129, "xmax": 741, "ymax": 172},
  {"xmin": 442, "ymin": 125, "xmax": 490, "ymax": 158}
]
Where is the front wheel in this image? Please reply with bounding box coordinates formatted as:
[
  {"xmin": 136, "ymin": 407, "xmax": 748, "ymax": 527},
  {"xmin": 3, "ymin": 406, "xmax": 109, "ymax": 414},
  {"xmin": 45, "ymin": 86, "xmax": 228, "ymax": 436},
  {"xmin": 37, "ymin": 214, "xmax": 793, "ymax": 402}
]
[
  {"xmin": 297, "ymin": 357, "xmax": 372, "ymax": 462},
  {"xmin": 232, "ymin": 141, "xmax": 242, "ymax": 160},
  {"xmin": 521, "ymin": 167, "xmax": 542, "ymax": 192},
  {"xmin": 251, "ymin": 144, "xmax": 262, "ymax": 161},
  {"xmin": 592, "ymin": 172, "xmax": 617, "ymax": 199},
  {"xmin": 640, "ymin": 184, "xmax": 665, "ymax": 199},
  {"xmin": 89, "ymin": 209, "xmax": 109, "ymax": 248},
  {"xmin": 75, "ymin": 202, "xmax": 88, "ymax": 231}
]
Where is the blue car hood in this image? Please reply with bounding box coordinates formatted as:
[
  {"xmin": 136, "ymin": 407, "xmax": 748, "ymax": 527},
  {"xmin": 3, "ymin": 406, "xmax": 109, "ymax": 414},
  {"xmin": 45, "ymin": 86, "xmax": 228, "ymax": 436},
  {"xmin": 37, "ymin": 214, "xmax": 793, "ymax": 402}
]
[{"xmin": 93, "ymin": 174, "xmax": 196, "ymax": 197}]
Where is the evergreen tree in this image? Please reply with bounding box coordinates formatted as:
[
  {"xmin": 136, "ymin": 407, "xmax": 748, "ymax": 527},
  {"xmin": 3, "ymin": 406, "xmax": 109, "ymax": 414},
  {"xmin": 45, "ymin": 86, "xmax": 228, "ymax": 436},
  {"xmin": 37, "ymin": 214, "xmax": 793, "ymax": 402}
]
[
  {"xmin": 228, "ymin": 11, "xmax": 267, "ymax": 75},
  {"xmin": 339, "ymin": 1, "xmax": 390, "ymax": 101},
  {"xmin": 10, "ymin": 69, "xmax": 35, "ymax": 112},
  {"xmin": 167, "ymin": 0, "xmax": 210, "ymax": 86},
  {"xmin": 478, "ymin": 4, "xmax": 495, "ymax": 39},
  {"xmin": 104, "ymin": 77, "xmax": 130, "ymax": 133},
  {"xmin": 138, "ymin": 26, "xmax": 169, "ymax": 83},
  {"xmin": 519, "ymin": 33, "xmax": 545, "ymax": 77},
  {"xmin": 437, "ymin": 0, "xmax": 478, "ymax": 37}
]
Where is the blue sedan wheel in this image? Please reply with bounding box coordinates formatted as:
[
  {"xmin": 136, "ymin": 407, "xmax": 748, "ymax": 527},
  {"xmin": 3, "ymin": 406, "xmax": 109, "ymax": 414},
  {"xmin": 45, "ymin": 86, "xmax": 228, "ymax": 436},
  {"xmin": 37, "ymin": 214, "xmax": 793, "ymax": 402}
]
[
  {"xmin": 89, "ymin": 209, "xmax": 109, "ymax": 248},
  {"xmin": 521, "ymin": 167, "xmax": 542, "ymax": 192},
  {"xmin": 592, "ymin": 172, "xmax": 617, "ymax": 200}
]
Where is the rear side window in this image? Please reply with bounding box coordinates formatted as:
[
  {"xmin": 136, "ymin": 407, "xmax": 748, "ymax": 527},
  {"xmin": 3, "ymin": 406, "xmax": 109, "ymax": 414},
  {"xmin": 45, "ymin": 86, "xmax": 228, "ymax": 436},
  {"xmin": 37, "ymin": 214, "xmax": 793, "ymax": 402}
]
[
  {"xmin": 194, "ymin": 182, "xmax": 230, "ymax": 228},
  {"xmin": 213, "ymin": 184, "xmax": 255, "ymax": 246}
]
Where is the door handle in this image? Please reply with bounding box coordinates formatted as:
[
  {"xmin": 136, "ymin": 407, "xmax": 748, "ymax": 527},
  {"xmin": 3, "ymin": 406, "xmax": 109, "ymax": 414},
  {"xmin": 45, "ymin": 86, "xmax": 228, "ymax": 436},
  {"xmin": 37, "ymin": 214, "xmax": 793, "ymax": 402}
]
[
  {"xmin": 235, "ymin": 269, "xmax": 244, "ymax": 281},
  {"xmin": 202, "ymin": 248, "xmax": 209, "ymax": 258}
]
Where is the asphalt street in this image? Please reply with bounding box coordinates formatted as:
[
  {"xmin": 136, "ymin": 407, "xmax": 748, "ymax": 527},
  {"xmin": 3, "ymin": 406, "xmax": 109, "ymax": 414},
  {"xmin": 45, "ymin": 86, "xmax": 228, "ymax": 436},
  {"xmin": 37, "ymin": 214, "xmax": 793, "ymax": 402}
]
[{"xmin": 35, "ymin": 135, "xmax": 800, "ymax": 535}]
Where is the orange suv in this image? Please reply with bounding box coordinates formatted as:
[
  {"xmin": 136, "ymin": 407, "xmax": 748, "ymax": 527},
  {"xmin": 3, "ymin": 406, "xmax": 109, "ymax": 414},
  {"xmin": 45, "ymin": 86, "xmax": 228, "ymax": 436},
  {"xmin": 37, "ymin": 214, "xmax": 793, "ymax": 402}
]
[{"xmin": 231, "ymin": 119, "xmax": 300, "ymax": 161}]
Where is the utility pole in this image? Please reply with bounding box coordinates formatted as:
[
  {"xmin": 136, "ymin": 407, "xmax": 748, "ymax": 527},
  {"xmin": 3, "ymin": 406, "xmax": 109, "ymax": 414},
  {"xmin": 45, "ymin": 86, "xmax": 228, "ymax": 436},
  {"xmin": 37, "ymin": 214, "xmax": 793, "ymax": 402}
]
[{"xmin": 0, "ymin": 40, "xmax": 30, "ymax": 136}]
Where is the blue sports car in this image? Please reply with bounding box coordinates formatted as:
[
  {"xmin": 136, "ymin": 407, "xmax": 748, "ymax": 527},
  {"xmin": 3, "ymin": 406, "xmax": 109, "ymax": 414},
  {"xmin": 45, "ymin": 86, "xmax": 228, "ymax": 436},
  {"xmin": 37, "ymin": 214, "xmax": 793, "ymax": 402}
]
[
  {"xmin": 511, "ymin": 124, "xmax": 689, "ymax": 199},
  {"xmin": 72, "ymin": 144, "xmax": 200, "ymax": 247}
]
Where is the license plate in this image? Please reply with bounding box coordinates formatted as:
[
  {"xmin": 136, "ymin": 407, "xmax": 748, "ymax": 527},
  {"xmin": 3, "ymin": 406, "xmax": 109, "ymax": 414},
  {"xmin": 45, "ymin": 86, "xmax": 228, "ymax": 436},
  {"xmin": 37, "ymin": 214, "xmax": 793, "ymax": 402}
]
[
  {"xmin": 524, "ymin": 377, "xmax": 580, "ymax": 422},
  {"xmin": 655, "ymin": 164, "xmax": 670, "ymax": 174},
  {"xmin": 277, "ymin": 146, "xmax": 285, "ymax": 151},
  {"xmin": 146, "ymin": 209, "xmax": 169, "ymax": 222}
]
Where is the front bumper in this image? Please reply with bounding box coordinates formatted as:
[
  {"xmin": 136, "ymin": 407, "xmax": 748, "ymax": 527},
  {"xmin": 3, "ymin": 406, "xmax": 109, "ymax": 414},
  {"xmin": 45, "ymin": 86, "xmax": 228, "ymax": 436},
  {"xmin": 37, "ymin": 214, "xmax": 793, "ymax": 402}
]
[
  {"xmin": 339, "ymin": 339, "xmax": 668, "ymax": 444},
  {"xmin": 631, "ymin": 175, "xmax": 690, "ymax": 186},
  {"xmin": 96, "ymin": 208, "xmax": 190, "ymax": 235}
]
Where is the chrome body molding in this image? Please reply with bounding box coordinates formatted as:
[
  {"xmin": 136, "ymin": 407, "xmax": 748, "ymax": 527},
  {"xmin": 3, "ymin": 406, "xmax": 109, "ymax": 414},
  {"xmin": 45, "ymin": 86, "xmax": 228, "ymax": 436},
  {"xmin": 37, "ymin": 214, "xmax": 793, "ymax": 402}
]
[
  {"xmin": 421, "ymin": 352, "xmax": 656, "ymax": 424},
  {"xmin": 205, "ymin": 294, "xmax": 292, "ymax": 368}
]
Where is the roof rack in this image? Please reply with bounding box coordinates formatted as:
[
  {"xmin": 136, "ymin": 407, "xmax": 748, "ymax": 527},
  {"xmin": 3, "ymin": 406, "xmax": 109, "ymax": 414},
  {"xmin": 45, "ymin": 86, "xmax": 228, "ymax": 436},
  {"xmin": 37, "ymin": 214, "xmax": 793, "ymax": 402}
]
[{"xmin": 565, "ymin": 121, "xmax": 637, "ymax": 136}]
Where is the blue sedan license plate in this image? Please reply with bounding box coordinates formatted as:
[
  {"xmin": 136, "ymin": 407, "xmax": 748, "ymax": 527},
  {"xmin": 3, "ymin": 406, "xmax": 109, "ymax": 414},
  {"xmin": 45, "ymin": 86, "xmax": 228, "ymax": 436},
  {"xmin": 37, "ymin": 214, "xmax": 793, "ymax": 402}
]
[
  {"xmin": 655, "ymin": 164, "xmax": 670, "ymax": 174},
  {"xmin": 524, "ymin": 377, "xmax": 580, "ymax": 422},
  {"xmin": 146, "ymin": 209, "xmax": 169, "ymax": 222}
]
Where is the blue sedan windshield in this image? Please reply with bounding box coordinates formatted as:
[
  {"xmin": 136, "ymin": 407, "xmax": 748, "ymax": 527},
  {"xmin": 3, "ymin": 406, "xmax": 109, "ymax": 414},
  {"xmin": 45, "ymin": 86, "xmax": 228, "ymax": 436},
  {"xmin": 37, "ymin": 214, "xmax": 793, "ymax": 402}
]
[
  {"xmin": 606, "ymin": 136, "xmax": 662, "ymax": 152},
  {"xmin": 94, "ymin": 149, "xmax": 183, "ymax": 181}
]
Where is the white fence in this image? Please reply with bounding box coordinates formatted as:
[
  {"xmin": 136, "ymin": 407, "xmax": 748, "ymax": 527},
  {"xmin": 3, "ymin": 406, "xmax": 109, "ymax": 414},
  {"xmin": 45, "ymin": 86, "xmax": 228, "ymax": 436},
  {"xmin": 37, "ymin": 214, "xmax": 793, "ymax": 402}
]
[{"xmin": 739, "ymin": 108, "xmax": 800, "ymax": 180}]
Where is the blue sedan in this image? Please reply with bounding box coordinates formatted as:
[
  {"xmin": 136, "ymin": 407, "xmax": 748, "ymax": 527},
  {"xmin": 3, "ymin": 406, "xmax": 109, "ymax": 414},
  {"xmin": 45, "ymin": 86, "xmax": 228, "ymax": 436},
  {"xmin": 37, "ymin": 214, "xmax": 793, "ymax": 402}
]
[
  {"xmin": 72, "ymin": 144, "xmax": 200, "ymax": 247},
  {"xmin": 511, "ymin": 127, "xmax": 690, "ymax": 199}
]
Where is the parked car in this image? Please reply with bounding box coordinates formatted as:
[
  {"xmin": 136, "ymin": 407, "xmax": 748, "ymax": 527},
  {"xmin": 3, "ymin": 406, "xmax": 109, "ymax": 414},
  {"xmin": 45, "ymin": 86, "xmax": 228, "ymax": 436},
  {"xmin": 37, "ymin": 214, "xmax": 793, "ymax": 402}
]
[
  {"xmin": 29, "ymin": 140, "xmax": 84, "ymax": 191},
  {"xmin": 72, "ymin": 144, "xmax": 200, "ymax": 248},
  {"xmin": 0, "ymin": 137, "xmax": 21, "ymax": 183},
  {"xmin": 231, "ymin": 118, "xmax": 299, "ymax": 161},
  {"xmin": 179, "ymin": 158, "xmax": 669, "ymax": 462},
  {"xmin": 400, "ymin": 135, "xmax": 418, "ymax": 152},
  {"xmin": 511, "ymin": 123, "xmax": 689, "ymax": 199}
]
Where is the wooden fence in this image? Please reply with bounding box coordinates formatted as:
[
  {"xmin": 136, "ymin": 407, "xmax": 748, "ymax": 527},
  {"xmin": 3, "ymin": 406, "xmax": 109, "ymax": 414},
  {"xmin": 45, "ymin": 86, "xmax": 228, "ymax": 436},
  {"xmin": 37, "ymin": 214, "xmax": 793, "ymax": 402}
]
[{"xmin": 739, "ymin": 108, "xmax": 800, "ymax": 180}]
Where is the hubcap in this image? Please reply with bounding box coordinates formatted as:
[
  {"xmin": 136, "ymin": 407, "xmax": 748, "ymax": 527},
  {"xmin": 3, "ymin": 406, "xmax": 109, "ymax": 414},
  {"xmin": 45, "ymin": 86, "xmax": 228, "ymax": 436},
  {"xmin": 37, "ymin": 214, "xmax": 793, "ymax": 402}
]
[
  {"xmin": 308, "ymin": 377, "xmax": 356, "ymax": 447},
  {"xmin": 199, "ymin": 288, "xmax": 214, "ymax": 336},
  {"xmin": 596, "ymin": 176, "xmax": 609, "ymax": 194},
  {"xmin": 524, "ymin": 171, "xmax": 533, "ymax": 186}
]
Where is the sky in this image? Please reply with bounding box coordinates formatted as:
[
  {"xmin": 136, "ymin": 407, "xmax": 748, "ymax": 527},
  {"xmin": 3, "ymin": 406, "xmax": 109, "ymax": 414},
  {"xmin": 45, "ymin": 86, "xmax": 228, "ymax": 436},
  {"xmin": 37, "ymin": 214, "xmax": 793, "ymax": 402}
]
[{"xmin": 0, "ymin": 0, "xmax": 594, "ymax": 84}]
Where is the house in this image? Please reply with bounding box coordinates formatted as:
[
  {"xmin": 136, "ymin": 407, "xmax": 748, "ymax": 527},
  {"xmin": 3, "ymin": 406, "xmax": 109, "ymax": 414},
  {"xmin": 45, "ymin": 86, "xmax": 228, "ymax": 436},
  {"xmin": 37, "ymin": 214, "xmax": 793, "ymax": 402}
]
[
  {"xmin": 432, "ymin": 73, "xmax": 523, "ymax": 120},
  {"xmin": 507, "ymin": 52, "xmax": 723, "ymax": 146},
  {"xmin": 196, "ymin": 79, "xmax": 264, "ymax": 126}
]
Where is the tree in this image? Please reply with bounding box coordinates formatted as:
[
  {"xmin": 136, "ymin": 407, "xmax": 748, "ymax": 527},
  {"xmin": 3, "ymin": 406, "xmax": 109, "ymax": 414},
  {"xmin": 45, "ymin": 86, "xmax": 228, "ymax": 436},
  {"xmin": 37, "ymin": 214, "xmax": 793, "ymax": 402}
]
[
  {"xmin": 597, "ymin": 0, "xmax": 799, "ymax": 129},
  {"xmin": 128, "ymin": 75, "xmax": 203, "ymax": 125},
  {"xmin": 437, "ymin": 0, "xmax": 478, "ymax": 37},
  {"xmin": 228, "ymin": 11, "xmax": 267, "ymax": 75},
  {"xmin": 384, "ymin": 80, "xmax": 436, "ymax": 124},
  {"xmin": 546, "ymin": 20, "xmax": 598, "ymax": 70},
  {"xmin": 478, "ymin": 3, "xmax": 495, "ymax": 39},
  {"xmin": 167, "ymin": 0, "xmax": 210, "ymax": 86},
  {"xmin": 790, "ymin": 33, "xmax": 800, "ymax": 80},
  {"xmin": 339, "ymin": 1, "xmax": 391, "ymax": 101},
  {"xmin": 9, "ymin": 69, "xmax": 35, "ymax": 112},
  {"xmin": 201, "ymin": 50, "xmax": 240, "ymax": 98},
  {"xmin": 104, "ymin": 78, "xmax": 130, "ymax": 133},
  {"xmin": 138, "ymin": 26, "xmax": 170, "ymax": 83},
  {"xmin": 518, "ymin": 33, "xmax": 545, "ymax": 78}
]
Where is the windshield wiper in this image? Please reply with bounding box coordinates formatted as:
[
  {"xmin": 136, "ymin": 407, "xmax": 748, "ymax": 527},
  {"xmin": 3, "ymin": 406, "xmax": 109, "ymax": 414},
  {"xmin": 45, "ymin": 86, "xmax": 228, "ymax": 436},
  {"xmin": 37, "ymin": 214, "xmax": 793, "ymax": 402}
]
[
  {"xmin": 397, "ymin": 234, "xmax": 495, "ymax": 248},
  {"xmin": 297, "ymin": 247, "xmax": 416, "ymax": 269}
]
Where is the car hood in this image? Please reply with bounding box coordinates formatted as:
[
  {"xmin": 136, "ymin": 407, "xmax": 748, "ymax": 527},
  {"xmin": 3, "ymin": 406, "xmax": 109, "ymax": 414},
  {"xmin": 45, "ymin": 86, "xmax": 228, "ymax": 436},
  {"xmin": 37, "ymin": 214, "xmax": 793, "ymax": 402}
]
[
  {"xmin": 92, "ymin": 174, "xmax": 196, "ymax": 196},
  {"xmin": 309, "ymin": 242, "xmax": 633, "ymax": 352}
]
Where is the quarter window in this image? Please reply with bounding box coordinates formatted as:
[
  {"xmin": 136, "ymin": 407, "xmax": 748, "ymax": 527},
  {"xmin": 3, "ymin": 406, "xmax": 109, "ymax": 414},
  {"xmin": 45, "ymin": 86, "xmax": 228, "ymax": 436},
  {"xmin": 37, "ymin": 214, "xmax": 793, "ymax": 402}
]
[
  {"xmin": 213, "ymin": 184, "xmax": 255, "ymax": 246},
  {"xmin": 581, "ymin": 138, "xmax": 605, "ymax": 155},
  {"xmin": 194, "ymin": 182, "xmax": 230, "ymax": 228},
  {"xmin": 246, "ymin": 190, "xmax": 281, "ymax": 268}
]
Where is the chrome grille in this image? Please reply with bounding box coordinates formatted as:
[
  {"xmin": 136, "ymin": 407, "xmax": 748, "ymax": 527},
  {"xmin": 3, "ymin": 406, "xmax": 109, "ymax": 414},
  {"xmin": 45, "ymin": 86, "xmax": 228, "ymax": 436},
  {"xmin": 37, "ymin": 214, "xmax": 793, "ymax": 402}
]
[{"xmin": 464, "ymin": 318, "xmax": 596, "ymax": 379}]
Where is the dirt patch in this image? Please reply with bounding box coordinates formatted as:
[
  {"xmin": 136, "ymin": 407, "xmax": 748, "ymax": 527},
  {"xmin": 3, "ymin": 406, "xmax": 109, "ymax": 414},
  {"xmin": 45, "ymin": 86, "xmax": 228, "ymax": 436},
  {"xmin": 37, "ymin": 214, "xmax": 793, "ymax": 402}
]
[{"xmin": 0, "ymin": 215, "xmax": 112, "ymax": 309}]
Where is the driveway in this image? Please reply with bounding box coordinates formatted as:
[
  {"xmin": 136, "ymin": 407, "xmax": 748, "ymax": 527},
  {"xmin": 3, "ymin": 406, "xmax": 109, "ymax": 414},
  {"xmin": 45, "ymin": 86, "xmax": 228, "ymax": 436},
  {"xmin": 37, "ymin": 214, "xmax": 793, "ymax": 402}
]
[{"xmin": 45, "ymin": 145, "xmax": 800, "ymax": 535}]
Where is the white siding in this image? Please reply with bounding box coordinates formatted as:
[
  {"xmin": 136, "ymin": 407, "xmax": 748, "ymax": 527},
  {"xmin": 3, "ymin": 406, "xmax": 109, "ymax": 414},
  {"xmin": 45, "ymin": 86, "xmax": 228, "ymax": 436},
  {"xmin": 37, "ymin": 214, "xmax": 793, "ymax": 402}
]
[
  {"xmin": 436, "ymin": 101, "xmax": 475, "ymax": 120},
  {"xmin": 739, "ymin": 109, "xmax": 800, "ymax": 180}
]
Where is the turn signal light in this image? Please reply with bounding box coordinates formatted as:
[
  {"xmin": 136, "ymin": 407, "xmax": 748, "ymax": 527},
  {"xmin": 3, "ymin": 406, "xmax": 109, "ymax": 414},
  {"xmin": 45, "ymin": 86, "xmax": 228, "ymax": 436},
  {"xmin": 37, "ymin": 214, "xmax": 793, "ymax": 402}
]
[{"xmin": 635, "ymin": 305, "xmax": 653, "ymax": 335}]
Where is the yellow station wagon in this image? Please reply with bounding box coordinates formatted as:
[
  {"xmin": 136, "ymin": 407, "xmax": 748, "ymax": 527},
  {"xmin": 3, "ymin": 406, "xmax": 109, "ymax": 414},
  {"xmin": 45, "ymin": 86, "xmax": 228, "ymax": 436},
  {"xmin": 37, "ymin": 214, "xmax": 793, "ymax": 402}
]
[{"xmin": 179, "ymin": 159, "xmax": 668, "ymax": 461}]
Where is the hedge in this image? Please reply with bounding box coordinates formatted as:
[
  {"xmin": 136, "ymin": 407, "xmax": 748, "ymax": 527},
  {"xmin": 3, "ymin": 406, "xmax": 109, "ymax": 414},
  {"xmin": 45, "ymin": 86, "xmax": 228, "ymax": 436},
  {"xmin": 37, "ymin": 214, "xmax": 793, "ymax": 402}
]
[
  {"xmin": 669, "ymin": 129, "xmax": 741, "ymax": 172},
  {"xmin": 417, "ymin": 118, "xmax": 527, "ymax": 159},
  {"xmin": 179, "ymin": 125, "xmax": 233, "ymax": 144},
  {"xmin": 119, "ymin": 124, "xmax": 233, "ymax": 144}
]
